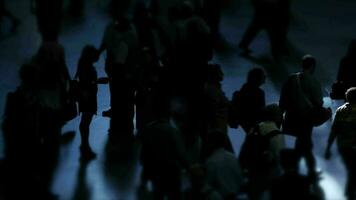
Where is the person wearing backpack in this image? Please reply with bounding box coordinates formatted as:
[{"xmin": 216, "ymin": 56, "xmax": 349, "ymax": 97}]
[
  {"xmin": 239, "ymin": 104, "xmax": 284, "ymax": 200},
  {"xmin": 325, "ymin": 87, "xmax": 356, "ymax": 200}
]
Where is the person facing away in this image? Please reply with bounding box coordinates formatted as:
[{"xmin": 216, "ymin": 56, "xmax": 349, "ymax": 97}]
[
  {"xmin": 325, "ymin": 87, "xmax": 356, "ymax": 200},
  {"xmin": 337, "ymin": 40, "xmax": 356, "ymax": 90},
  {"xmin": 75, "ymin": 45, "xmax": 100, "ymax": 161},
  {"xmin": 279, "ymin": 55, "xmax": 323, "ymax": 180},
  {"xmin": 236, "ymin": 67, "xmax": 266, "ymax": 134}
]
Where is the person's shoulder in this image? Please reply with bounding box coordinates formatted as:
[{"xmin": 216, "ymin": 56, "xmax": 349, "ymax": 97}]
[{"xmin": 337, "ymin": 103, "xmax": 352, "ymax": 113}]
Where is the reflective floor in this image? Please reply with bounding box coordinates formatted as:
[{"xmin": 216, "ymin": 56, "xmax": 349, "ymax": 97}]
[{"xmin": 1, "ymin": 0, "xmax": 356, "ymax": 199}]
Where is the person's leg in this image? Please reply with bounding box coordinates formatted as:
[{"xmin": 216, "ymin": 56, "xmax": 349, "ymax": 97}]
[
  {"xmin": 79, "ymin": 112, "xmax": 96, "ymax": 159},
  {"xmin": 116, "ymin": 80, "xmax": 135, "ymax": 139},
  {"xmin": 341, "ymin": 150, "xmax": 356, "ymax": 200},
  {"xmin": 295, "ymin": 125, "xmax": 316, "ymax": 177},
  {"xmin": 238, "ymin": 15, "xmax": 263, "ymax": 52}
]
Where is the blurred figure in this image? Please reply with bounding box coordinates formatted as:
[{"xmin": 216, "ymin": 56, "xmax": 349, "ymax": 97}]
[
  {"xmin": 202, "ymin": 64, "xmax": 233, "ymax": 156},
  {"xmin": 1, "ymin": 38, "xmax": 71, "ymax": 198},
  {"xmin": 99, "ymin": 14, "xmax": 138, "ymax": 140},
  {"xmin": 140, "ymin": 98, "xmax": 191, "ymax": 200},
  {"xmin": 337, "ymin": 40, "xmax": 356, "ymax": 87},
  {"xmin": 325, "ymin": 87, "xmax": 356, "ymax": 200},
  {"xmin": 75, "ymin": 45, "xmax": 100, "ymax": 161},
  {"xmin": 238, "ymin": 0, "xmax": 290, "ymax": 58},
  {"xmin": 205, "ymin": 130, "xmax": 242, "ymax": 200},
  {"xmin": 0, "ymin": 0, "xmax": 20, "ymax": 34},
  {"xmin": 331, "ymin": 40, "xmax": 356, "ymax": 99},
  {"xmin": 280, "ymin": 55, "xmax": 323, "ymax": 180}
]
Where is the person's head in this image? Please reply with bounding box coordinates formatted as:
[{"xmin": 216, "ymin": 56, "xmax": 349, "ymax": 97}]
[
  {"xmin": 302, "ymin": 54, "xmax": 316, "ymax": 73},
  {"xmin": 346, "ymin": 87, "xmax": 356, "ymax": 104},
  {"xmin": 80, "ymin": 45, "xmax": 99, "ymax": 64},
  {"xmin": 247, "ymin": 67, "xmax": 266, "ymax": 86},
  {"xmin": 347, "ymin": 40, "xmax": 356, "ymax": 57},
  {"xmin": 262, "ymin": 103, "xmax": 283, "ymax": 125}
]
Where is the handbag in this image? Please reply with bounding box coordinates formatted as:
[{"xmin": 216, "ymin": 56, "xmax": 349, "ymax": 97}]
[{"xmin": 296, "ymin": 74, "xmax": 332, "ymax": 127}]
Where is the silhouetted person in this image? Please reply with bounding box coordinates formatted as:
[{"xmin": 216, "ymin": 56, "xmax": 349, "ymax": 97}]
[
  {"xmin": 0, "ymin": 0, "xmax": 20, "ymax": 34},
  {"xmin": 133, "ymin": 1, "xmax": 157, "ymax": 53},
  {"xmin": 2, "ymin": 63, "xmax": 49, "ymax": 199},
  {"xmin": 270, "ymin": 149, "xmax": 321, "ymax": 200},
  {"xmin": 325, "ymin": 87, "xmax": 356, "ymax": 200},
  {"xmin": 238, "ymin": 0, "xmax": 290, "ymax": 58},
  {"xmin": 205, "ymin": 130, "xmax": 242, "ymax": 200},
  {"xmin": 239, "ymin": 104, "xmax": 284, "ymax": 200},
  {"xmin": 135, "ymin": 48, "xmax": 161, "ymax": 134},
  {"xmin": 280, "ymin": 55, "xmax": 323, "ymax": 180},
  {"xmin": 202, "ymin": 64, "xmax": 233, "ymax": 156},
  {"xmin": 75, "ymin": 45, "xmax": 100, "ymax": 161},
  {"xmin": 233, "ymin": 67, "xmax": 266, "ymax": 134},
  {"xmin": 99, "ymin": 15, "xmax": 138, "ymax": 139},
  {"xmin": 333, "ymin": 40, "xmax": 356, "ymax": 99},
  {"xmin": 2, "ymin": 43, "xmax": 70, "ymax": 198},
  {"xmin": 140, "ymin": 98, "xmax": 191, "ymax": 200}
]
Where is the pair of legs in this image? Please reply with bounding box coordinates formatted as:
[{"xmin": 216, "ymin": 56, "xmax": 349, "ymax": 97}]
[
  {"xmin": 239, "ymin": 13, "xmax": 288, "ymax": 58},
  {"xmin": 340, "ymin": 149, "xmax": 356, "ymax": 200},
  {"xmin": 294, "ymin": 125, "xmax": 317, "ymax": 178},
  {"xmin": 79, "ymin": 112, "xmax": 96, "ymax": 160}
]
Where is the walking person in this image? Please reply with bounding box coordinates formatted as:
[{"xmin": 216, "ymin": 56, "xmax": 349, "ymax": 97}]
[
  {"xmin": 325, "ymin": 87, "xmax": 356, "ymax": 200},
  {"xmin": 75, "ymin": 45, "xmax": 100, "ymax": 161},
  {"xmin": 280, "ymin": 55, "xmax": 324, "ymax": 180}
]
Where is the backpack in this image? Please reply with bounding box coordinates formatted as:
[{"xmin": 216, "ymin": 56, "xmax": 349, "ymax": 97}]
[
  {"xmin": 228, "ymin": 90, "xmax": 242, "ymax": 128},
  {"xmin": 239, "ymin": 125, "xmax": 281, "ymax": 170}
]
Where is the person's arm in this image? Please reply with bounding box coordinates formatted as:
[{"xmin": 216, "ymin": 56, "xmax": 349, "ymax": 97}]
[
  {"xmin": 325, "ymin": 110, "xmax": 340, "ymax": 159},
  {"xmin": 98, "ymin": 24, "xmax": 111, "ymax": 55}
]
